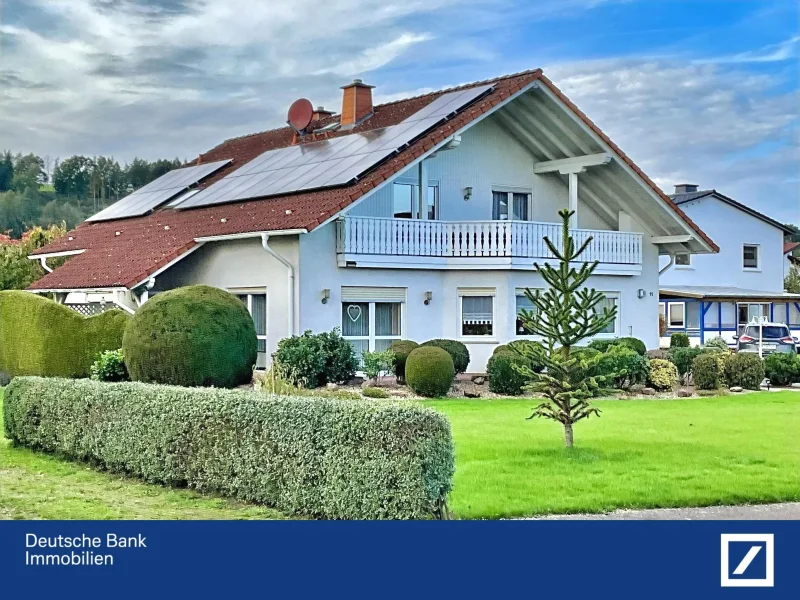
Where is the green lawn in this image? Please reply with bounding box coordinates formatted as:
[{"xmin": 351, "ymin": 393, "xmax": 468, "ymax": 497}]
[
  {"xmin": 0, "ymin": 389, "xmax": 284, "ymax": 520},
  {"xmin": 426, "ymin": 393, "xmax": 800, "ymax": 519}
]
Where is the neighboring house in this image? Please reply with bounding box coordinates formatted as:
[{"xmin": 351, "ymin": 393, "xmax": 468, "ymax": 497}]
[
  {"xmin": 28, "ymin": 68, "xmax": 717, "ymax": 371},
  {"xmin": 785, "ymin": 241, "xmax": 800, "ymax": 277},
  {"xmin": 659, "ymin": 185, "xmax": 800, "ymax": 346}
]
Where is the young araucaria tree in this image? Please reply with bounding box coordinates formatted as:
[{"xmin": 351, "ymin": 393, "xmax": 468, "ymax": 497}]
[{"xmin": 515, "ymin": 208, "xmax": 617, "ymax": 448}]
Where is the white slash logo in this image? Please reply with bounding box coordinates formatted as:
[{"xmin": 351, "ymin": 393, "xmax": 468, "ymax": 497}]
[{"xmin": 720, "ymin": 534, "xmax": 774, "ymax": 587}]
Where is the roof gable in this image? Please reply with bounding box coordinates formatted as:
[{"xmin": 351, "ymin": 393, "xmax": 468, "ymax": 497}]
[{"xmin": 672, "ymin": 190, "xmax": 793, "ymax": 234}]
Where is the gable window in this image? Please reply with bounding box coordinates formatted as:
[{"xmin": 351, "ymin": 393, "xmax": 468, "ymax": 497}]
[
  {"xmin": 743, "ymin": 244, "xmax": 759, "ymax": 269},
  {"xmin": 231, "ymin": 288, "xmax": 267, "ymax": 368},
  {"xmin": 341, "ymin": 287, "xmax": 405, "ymax": 365},
  {"xmin": 594, "ymin": 293, "xmax": 619, "ymax": 335},
  {"xmin": 675, "ymin": 253, "xmax": 691, "ymax": 267},
  {"xmin": 515, "ymin": 289, "xmax": 539, "ymax": 335},
  {"xmin": 668, "ymin": 302, "xmax": 685, "ymax": 328},
  {"xmin": 393, "ymin": 181, "xmax": 439, "ymax": 220},
  {"xmin": 459, "ymin": 288, "xmax": 495, "ymax": 337},
  {"xmin": 492, "ymin": 190, "xmax": 530, "ymax": 221}
]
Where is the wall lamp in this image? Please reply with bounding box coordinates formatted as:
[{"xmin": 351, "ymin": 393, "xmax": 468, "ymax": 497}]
[
  {"xmin": 637, "ymin": 289, "xmax": 646, "ymax": 299},
  {"xmin": 321, "ymin": 289, "xmax": 330, "ymax": 304},
  {"xmin": 424, "ymin": 291, "xmax": 433, "ymax": 305},
  {"xmin": 463, "ymin": 186, "xmax": 473, "ymax": 201}
]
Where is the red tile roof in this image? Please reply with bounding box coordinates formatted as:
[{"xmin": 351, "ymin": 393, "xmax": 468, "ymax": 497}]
[
  {"xmin": 785, "ymin": 241, "xmax": 800, "ymax": 255},
  {"xmin": 29, "ymin": 68, "xmax": 717, "ymax": 291}
]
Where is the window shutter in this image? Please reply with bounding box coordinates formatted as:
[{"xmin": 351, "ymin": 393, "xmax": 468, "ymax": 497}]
[
  {"xmin": 341, "ymin": 287, "xmax": 406, "ymax": 303},
  {"xmin": 457, "ymin": 287, "xmax": 496, "ymax": 297}
]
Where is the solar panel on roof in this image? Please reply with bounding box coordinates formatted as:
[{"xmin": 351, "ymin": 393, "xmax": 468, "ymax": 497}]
[
  {"xmin": 86, "ymin": 159, "xmax": 232, "ymax": 222},
  {"xmin": 178, "ymin": 84, "xmax": 494, "ymax": 210}
]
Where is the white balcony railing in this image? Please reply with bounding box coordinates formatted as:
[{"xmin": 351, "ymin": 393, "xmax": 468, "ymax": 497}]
[{"xmin": 337, "ymin": 216, "xmax": 643, "ymax": 265}]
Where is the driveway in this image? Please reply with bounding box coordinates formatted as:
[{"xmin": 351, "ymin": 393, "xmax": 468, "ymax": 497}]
[{"xmin": 526, "ymin": 503, "xmax": 800, "ymax": 520}]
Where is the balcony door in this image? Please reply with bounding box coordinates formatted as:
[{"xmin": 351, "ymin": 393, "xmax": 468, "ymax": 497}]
[
  {"xmin": 393, "ymin": 181, "xmax": 438, "ymax": 220},
  {"xmin": 492, "ymin": 190, "xmax": 530, "ymax": 221}
]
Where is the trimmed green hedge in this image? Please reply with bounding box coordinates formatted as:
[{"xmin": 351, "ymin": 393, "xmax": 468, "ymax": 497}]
[
  {"xmin": 123, "ymin": 285, "xmax": 257, "ymax": 388},
  {"xmin": 388, "ymin": 340, "xmax": 420, "ymax": 382},
  {"xmin": 3, "ymin": 377, "xmax": 455, "ymax": 520},
  {"xmin": 0, "ymin": 290, "xmax": 130, "ymax": 378},
  {"xmin": 406, "ymin": 347, "xmax": 455, "ymax": 397}
]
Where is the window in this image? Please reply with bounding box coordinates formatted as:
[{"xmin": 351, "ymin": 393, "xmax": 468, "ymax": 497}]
[
  {"xmin": 232, "ymin": 289, "xmax": 267, "ymax": 366},
  {"xmin": 515, "ymin": 290, "xmax": 538, "ymax": 335},
  {"xmin": 459, "ymin": 289, "xmax": 495, "ymax": 337},
  {"xmin": 675, "ymin": 253, "xmax": 691, "ymax": 266},
  {"xmin": 668, "ymin": 302, "xmax": 685, "ymax": 328},
  {"xmin": 738, "ymin": 303, "xmax": 770, "ymax": 333},
  {"xmin": 743, "ymin": 244, "xmax": 759, "ymax": 269},
  {"xmin": 659, "ymin": 302, "xmax": 666, "ymax": 318},
  {"xmin": 392, "ymin": 181, "xmax": 438, "ymax": 220},
  {"xmin": 341, "ymin": 287, "xmax": 405, "ymax": 364},
  {"xmin": 492, "ymin": 190, "xmax": 530, "ymax": 221},
  {"xmin": 790, "ymin": 304, "xmax": 800, "ymax": 327},
  {"xmin": 594, "ymin": 294, "xmax": 619, "ymax": 335},
  {"xmin": 686, "ymin": 302, "xmax": 700, "ymax": 330}
]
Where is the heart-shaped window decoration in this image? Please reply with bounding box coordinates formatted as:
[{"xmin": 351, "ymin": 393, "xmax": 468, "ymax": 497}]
[{"xmin": 347, "ymin": 304, "xmax": 362, "ymax": 323}]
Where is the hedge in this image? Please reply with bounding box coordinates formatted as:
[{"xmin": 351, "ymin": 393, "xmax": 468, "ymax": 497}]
[
  {"xmin": 723, "ymin": 353, "xmax": 765, "ymax": 390},
  {"xmin": 692, "ymin": 352, "xmax": 724, "ymax": 390},
  {"xmin": 763, "ymin": 353, "xmax": 800, "ymax": 386},
  {"xmin": 486, "ymin": 350, "xmax": 530, "ymax": 395},
  {"xmin": 3, "ymin": 377, "xmax": 455, "ymax": 520},
  {"xmin": 388, "ymin": 340, "xmax": 420, "ymax": 382},
  {"xmin": 0, "ymin": 290, "xmax": 130, "ymax": 378}
]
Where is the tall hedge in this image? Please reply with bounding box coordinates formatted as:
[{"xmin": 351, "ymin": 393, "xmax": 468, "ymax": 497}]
[
  {"xmin": 3, "ymin": 377, "xmax": 455, "ymax": 520},
  {"xmin": 123, "ymin": 285, "xmax": 256, "ymax": 388},
  {"xmin": 0, "ymin": 290, "xmax": 130, "ymax": 378}
]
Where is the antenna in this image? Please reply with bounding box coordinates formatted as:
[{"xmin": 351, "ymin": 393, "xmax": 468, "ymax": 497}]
[{"xmin": 287, "ymin": 98, "xmax": 313, "ymax": 135}]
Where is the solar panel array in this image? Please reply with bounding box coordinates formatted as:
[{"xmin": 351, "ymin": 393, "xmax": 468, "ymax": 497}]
[
  {"xmin": 177, "ymin": 84, "xmax": 493, "ymax": 210},
  {"xmin": 86, "ymin": 159, "xmax": 232, "ymax": 222}
]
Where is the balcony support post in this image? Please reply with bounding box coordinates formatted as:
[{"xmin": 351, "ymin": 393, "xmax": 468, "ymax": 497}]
[
  {"xmin": 568, "ymin": 172, "xmax": 578, "ymax": 229},
  {"xmin": 417, "ymin": 160, "xmax": 428, "ymax": 220}
]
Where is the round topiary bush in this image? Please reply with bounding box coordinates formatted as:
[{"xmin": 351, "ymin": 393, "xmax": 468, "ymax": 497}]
[
  {"xmin": 487, "ymin": 350, "xmax": 531, "ymax": 395},
  {"xmin": 692, "ymin": 352, "xmax": 724, "ymax": 390},
  {"xmin": 647, "ymin": 358, "xmax": 678, "ymax": 391},
  {"xmin": 723, "ymin": 352, "xmax": 765, "ymax": 390},
  {"xmin": 123, "ymin": 285, "xmax": 257, "ymax": 388},
  {"xmin": 421, "ymin": 339, "xmax": 470, "ymax": 373},
  {"xmin": 389, "ymin": 340, "xmax": 420, "ymax": 382},
  {"xmin": 618, "ymin": 337, "xmax": 647, "ymax": 356},
  {"xmin": 669, "ymin": 333, "xmax": 690, "ymax": 348},
  {"xmin": 405, "ymin": 346, "xmax": 455, "ymax": 397}
]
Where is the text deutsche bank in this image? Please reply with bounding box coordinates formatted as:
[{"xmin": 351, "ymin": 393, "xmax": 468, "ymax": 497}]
[{"xmin": 24, "ymin": 533, "xmax": 147, "ymax": 566}]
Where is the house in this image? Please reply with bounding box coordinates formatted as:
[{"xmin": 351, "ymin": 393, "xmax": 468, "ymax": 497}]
[
  {"xmin": 785, "ymin": 241, "xmax": 800, "ymax": 277},
  {"xmin": 27, "ymin": 68, "xmax": 717, "ymax": 371},
  {"xmin": 659, "ymin": 184, "xmax": 800, "ymax": 346}
]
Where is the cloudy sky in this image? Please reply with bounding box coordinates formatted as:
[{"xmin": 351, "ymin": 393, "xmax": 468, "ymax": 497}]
[{"xmin": 1, "ymin": 0, "xmax": 798, "ymax": 222}]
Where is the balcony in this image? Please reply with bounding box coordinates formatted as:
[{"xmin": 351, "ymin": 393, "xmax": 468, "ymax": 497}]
[{"xmin": 336, "ymin": 216, "xmax": 643, "ymax": 274}]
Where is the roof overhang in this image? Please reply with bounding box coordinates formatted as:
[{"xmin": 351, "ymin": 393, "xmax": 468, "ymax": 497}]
[
  {"xmin": 27, "ymin": 249, "xmax": 86, "ymax": 260},
  {"xmin": 660, "ymin": 286, "xmax": 800, "ymax": 302}
]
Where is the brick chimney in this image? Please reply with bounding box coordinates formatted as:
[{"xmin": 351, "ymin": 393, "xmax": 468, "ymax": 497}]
[
  {"xmin": 340, "ymin": 79, "xmax": 375, "ymax": 126},
  {"xmin": 674, "ymin": 183, "xmax": 699, "ymax": 194},
  {"xmin": 312, "ymin": 106, "xmax": 333, "ymax": 121}
]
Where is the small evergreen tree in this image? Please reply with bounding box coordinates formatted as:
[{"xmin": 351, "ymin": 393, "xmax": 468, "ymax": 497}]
[{"xmin": 515, "ymin": 209, "xmax": 617, "ymax": 447}]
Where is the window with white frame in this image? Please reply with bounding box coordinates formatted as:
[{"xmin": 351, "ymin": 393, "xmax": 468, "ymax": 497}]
[
  {"xmin": 594, "ymin": 293, "xmax": 619, "ymax": 335},
  {"xmin": 675, "ymin": 253, "xmax": 691, "ymax": 266},
  {"xmin": 668, "ymin": 302, "xmax": 685, "ymax": 328},
  {"xmin": 515, "ymin": 289, "xmax": 539, "ymax": 335},
  {"xmin": 737, "ymin": 302, "xmax": 770, "ymax": 333},
  {"xmin": 459, "ymin": 288, "xmax": 495, "ymax": 337},
  {"xmin": 392, "ymin": 181, "xmax": 439, "ymax": 220},
  {"xmin": 231, "ymin": 288, "xmax": 267, "ymax": 365},
  {"xmin": 659, "ymin": 302, "xmax": 666, "ymax": 319},
  {"xmin": 743, "ymin": 244, "xmax": 759, "ymax": 269},
  {"xmin": 341, "ymin": 287, "xmax": 405, "ymax": 364},
  {"xmin": 492, "ymin": 189, "xmax": 530, "ymax": 221}
]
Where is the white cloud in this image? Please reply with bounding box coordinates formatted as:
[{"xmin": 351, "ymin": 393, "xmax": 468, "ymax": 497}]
[{"xmin": 696, "ymin": 35, "xmax": 800, "ymax": 64}]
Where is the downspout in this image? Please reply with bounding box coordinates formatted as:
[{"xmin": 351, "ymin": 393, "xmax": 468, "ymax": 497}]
[
  {"xmin": 39, "ymin": 257, "xmax": 53, "ymax": 273},
  {"xmin": 261, "ymin": 233, "xmax": 295, "ymax": 337},
  {"xmin": 659, "ymin": 253, "xmax": 675, "ymax": 275}
]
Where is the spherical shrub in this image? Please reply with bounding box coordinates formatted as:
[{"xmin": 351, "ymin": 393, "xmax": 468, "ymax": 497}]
[
  {"xmin": 123, "ymin": 285, "xmax": 256, "ymax": 388},
  {"xmin": 669, "ymin": 333, "xmax": 691, "ymax": 348},
  {"xmin": 422, "ymin": 339, "xmax": 470, "ymax": 373},
  {"xmin": 595, "ymin": 345, "xmax": 648, "ymax": 389},
  {"xmin": 692, "ymin": 352, "xmax": 724, "ymax": 390},
  {"xmin": 405, "ymin": 346, "xmax": 455, "ymax": 397},
  {"xmin": 389, "ymin": 340, "xmax": 419, "ymax": 382},
  {"xmin": 618, "ymin": 337, "xmax": 647, "ymax": 356},
  {"xmin": 723, "ymin": 353, "xmax": 765, "ymax": 390},
  {"xmin": 763, "ymin": 353, "xmax": 799, "ymax": 387},
  {"xmin": 647, "ymin": 358, "xmax": 678, "ymax": 391},
  {"xmin": 487, "ymin": 350, "xmax": 531, "ymax": 395},
  {"xmin": 493, "ymin": 340, "xmax": 546, "ymax": 372},
  {"xmin": 588, "ymin": 338, "xmax": 619, "ymax": 353},
  {"xmin": 703, "ymin": 336, "xmax": 730, "ymax": 352}
]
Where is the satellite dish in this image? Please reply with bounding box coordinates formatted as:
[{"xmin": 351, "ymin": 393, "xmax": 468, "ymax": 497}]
[{"xmin": 287, "ymin": 98, "xmax": 313, "ymax": 133}]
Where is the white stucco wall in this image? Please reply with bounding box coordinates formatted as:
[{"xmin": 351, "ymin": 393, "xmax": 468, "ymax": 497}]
[{"xmin": 659, "ymin": 196, "xmax": 786, "ymax": 292}]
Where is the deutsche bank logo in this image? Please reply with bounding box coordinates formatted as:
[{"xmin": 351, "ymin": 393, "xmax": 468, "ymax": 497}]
[{"xmin": 720, "ymin": 534, "xmax": 774, "ymax": 587}]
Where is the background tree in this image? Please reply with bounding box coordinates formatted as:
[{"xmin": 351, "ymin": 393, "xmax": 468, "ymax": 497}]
[
  {"xmin": 0, "ymin": 151, "xmax": 13, "ymax": 191},
  {"xmin": 786, "ymin": 266, "xmax": 800, "ymax": 294},
  {"xmin": 53, "ymin": 155, "xmax": 94, "ymax": 204},
  {"xmin": 11, "ymin": 153, "xmax": 46, "ymax": 192},
  {"xmin": 0, "ymin": 223, "xmax": 68, "ymax": 290},
  {"xmin": 515, "ymin": 208, "xmax": 617, "ymax": 448}
]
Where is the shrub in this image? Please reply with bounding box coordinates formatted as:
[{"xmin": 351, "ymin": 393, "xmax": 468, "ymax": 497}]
[
  {"xmin": 255, "ymin": 366, "xmax": 361, "ymax": 400},
  {"xmin": 647, "ymin": 358, "xmax": 678, "ymax": 391},
  {"xmin": 421, "ymin": 339, "xmax": 470, "ymax": 374},
  {"xmin": 487, "ymin": 350, "xmax": 530, "ymax": 395},
  {"xmin": 123, "ymin": 286, "xmax": 256, "ymax": 388},
  {"xmin": 0, "ymin": 291, "xmax": 130, "ymax": 379},
  {"xmin": 0, "ymin": 371, "xmax": 10, "ymax": 387},
  {"xmin": 669, "ymin": 333, "xmax": 691, "ymax": 348},
  {"xmin": 692, "ymin": 352, "xmax": 724, "ymax": 390},
  {"xmin": 494, "ymin": 340, "xmax": 546, "ymax": 373},
  {"xmin": 406, "ymin": 347, "xmax": 455, "ymax": 397},
  {"xmin": 670, "ymin": 346, "xmax": 704, "ymax": 381},
  {"xmin": 659, "ymin": 313, "xmax": 667, "ymax": 337},
  {"xmin": 389, "ymin": 340, "xmax": 419, "ymax": 382},
  {"xmin": 588, "ymin": 339, "xmax": 618, "ymax": 353},
  {"xmin": 3, "ymin": 377, "xmax": 454, "ymax": 520},
  {"xmin": 763, "ymin": 353, "xmax": 800, "ymax": 387},
  {"xmin": 273, "ymin": 329, "xmax": 357, "ymax": 389},
  {"xmin": 723, "ymin": 353, "xmax": 765, "ymax": 390},
  {"xmin": 595, "ymin": 345, "xmax": 648, "ymax": 389},
  {"xmin": 90, "ymin": 349, "xmax": 128, "ymax": 382},
  {"xmin": 361, "ymin": 349, "xmax": 395, "ymax": 381},
  {"xmin": 362, "ymin": 386, "xmax": 390, "ymax": 399},
  {"xmin": 646, "ymin": 349, "xmax": 671, "ymax": 361},
  {"xmin": 620, "ymin": 337, "xmax": 647, "ymax": 356},
  {"xmin": 703, "ymin": 336, "xmax": 730, "ymax": 352}
]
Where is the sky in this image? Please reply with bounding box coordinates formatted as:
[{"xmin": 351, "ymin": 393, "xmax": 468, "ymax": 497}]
[{"xmin": 1, "ymin": 0, "xmax": 798, "ymax": 222}]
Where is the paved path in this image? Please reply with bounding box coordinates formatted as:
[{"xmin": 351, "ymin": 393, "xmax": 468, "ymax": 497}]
[{"xmin": 525, "ymin": 503, "xmax": 800, "ymax": 520}]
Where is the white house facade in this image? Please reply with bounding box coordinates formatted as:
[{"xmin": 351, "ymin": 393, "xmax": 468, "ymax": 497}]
[{"xmin": 28, "ymin": 69, "xmax": 717, "ymax": 371}]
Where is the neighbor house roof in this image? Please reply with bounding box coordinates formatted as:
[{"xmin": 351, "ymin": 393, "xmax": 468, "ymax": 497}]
[
  {"xmin": 784, "ymin": 241, "xmax": 800, "ymax": 255},
  {"xmin": 671, "ymin": 189, "xmax": 794, "ymax": 234},
  {"xmin": 29, "ymin": 69, "xmax": 717, "ymax": 291},
  {"xmin": 660, "ymin": 285, "xmax": 800, "ymax": 301}
]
